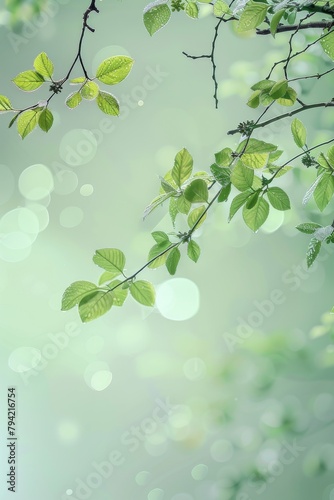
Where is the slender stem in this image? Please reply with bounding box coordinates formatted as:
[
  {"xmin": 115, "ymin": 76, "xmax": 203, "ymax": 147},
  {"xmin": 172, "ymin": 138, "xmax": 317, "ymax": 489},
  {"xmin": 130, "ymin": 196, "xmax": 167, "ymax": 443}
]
[
  {"xmin": 228, "ymin": 101, "xmax": 334, "ymax": 136},
  {"xmin": 257, "ymin": 20, "xmax": 334, "ymax": 35}
]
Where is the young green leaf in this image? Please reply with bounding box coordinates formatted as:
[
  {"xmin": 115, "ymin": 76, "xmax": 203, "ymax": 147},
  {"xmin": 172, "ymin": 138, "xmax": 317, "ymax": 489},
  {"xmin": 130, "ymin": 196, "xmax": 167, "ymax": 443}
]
[
  {"xmin": 130, "ymin": 280, "xmax": 155, "ymax": 306},
  {"xmin": 177, "ymin": 194, "xmax": 192, "ymax": 214},
  {"xmin": 79, "ymin": 290, "xmax": 114, "ymax": 322},
  {"xmin": 187, "ymin": 240, "xmax": 201, "ymax": 262},
  {"xmin": 231, "ymin": 162, "xmax": 254, "ymax": 191},
  {"xmin": 270, "ymin": 9, "xmax": 285, "ymax": 37},
  {"xmin": 214, "ymin": 0, "xmax": 230, "ymax": 17},
  {"xmin": 17, "ymin": 109, "xmax": 41, "ymax": 139},
  {"xmin": 306, "ymin": 238, "xmax": 322, "ymax": 268},
  {"xmin": 143, "ymin": 1, "xmax": 171, "ymax": 36},
  {"xmin": 98, "ymin": 271, "xmax": 115, "ymax": 285},
  {"xmin": 184, "ymin": 179, "xmax": 209, "ymax": 203},
  {"xmin": 107, "ymin": 280, "xmax": 128, "ymax": 306},
  {"xmin": 65, "ymin": 92, "xmax": 82, "ymax": 109},
  {"xmin": 96, "ymin": 91, "xmax": 119, "ymax": 115},
  {"xmin": 151, "ymin": 231, "xmax": 170, "ymax": 244},
  {"xmin": 251, "ymin": 80, "xmax": 275, "ymax": 91},
  {"xmin": 38, "ymin": 108, "xmax": 53, "ymax": 132},
  {"xmin": 12, "ymin": 70, "xmax": 45, "ymax": 91},
  {"xmin": 291, "ymin": 118, "xmax": 307, "ymax": 148},
  {"xmin": 242, "ymin": 197, "xmax": 269, "ymax": 232},
  {"xmin": 210, "ymin": 164, "xmax": 231, "ymax": 187},
  {"xmin": 96, "ymin": 56, "xmax": 134, "ymax": 85},
  {"xmin": 33, "ymin": 52, "xmax": 54, "ymax": 79},
  {"xmin": 296, "ymin": 222, "xmax": 323, "ymax": 234},
  {"xmin": 187, "ymin": 205, "xmax": 207, "ymax": 229},
  {"xmin": 0, "ymin": 95, "xmax": 13, "ymax": 112},
  {"xmin": 313, "ymin": 173, "xmax": 334, "ymax": 211},
  {"xmin": 228, "ymin": 190, "xmax": 253, "ymax": 221},
  {"xmin": 93, "ymin": 248, "xmax": 126, "ymax": 277},
  {"xmin": 218, "ymin": 183, "xmax": 232, "ymax": 203},
  {"xmin": 214, "ymin": 147, "xmax": 233, "ymax": 167},
  {"xmin": 166, "ymin": 247, "xmax": 181, "ymax": 275},
  {"xmin": 267, "ymin": 187, "xmax": 291, "ymax": 211},
  {"xmin": 186, "ymin": 2, "xmax": 199, "ymax": 18},
  {"xmin": 70, "ymin": 77, "xmax": 86, "ymax": 84},
  {"xmin": 169, "ymin": 197, "xmax": 179, "ymax": 226},
  {"xmin": 148, "ymin": 241, "xmax": 172, "ymax": 268},
  {"xmin": 269, "ymin": 79, "xmax": 288, "ymax": 99},
  {"xmin": 247, "ymin": 90, "xmax": 261, "ymax": 108},
  {"xmin": 320, "ymin": 29, "xmax": 334, "ymax": 60},
  {"xmin": 237, "ymin": 0, "xmax": 268, "ymax": 32},
  {"xmin": 276, "ymin": 87, "xmax": 297, "ymax": 106},
  {"xmin": 61, "ymin": 281, "xmax": 98, "ymax": 311},
  {"xmin": 81, "ymin": 81, "xmax": 99, "ymax": 100},
  {"xmin": 172, "ymin": 148, "xmax": 193, "ymax": 187}
]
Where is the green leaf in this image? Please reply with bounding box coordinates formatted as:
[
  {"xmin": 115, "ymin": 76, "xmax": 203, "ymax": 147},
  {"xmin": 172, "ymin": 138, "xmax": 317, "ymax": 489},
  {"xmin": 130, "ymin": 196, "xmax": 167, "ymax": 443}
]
[
  {"xmin": 228, "ymin": 190, "xmax": 253, "ymax": 221},
  {"xmin": 270, "ymin": 9, "xmax": 285, "ymax": 37},
  {"xmin": 267, "ymin": 187, "xmax": 291, "ymax": 211},
  {"xmin": 33, "ymin": 52, "xmax": 54, "ymax": 79},
  {"xmin": 245, "ymin": 191, "xmax": 260, "ymax": 209},
  {"xmin": 8, "ymin": 113, "xmax": 19, "ymax": 129},
  {"xmin": 98, "ymin": 271, "xmax": 115, "ymax": 285},
  {"xmin": 12, "ymin": 70, "xmax": 45, "ymax": 91},
  {"xmin": 79, "ymin": 290, "xmax": 114, "ymax": 322},
  {"xmin": 215, "ymin": 147, "xmax": 233, "ymax": 167},
  {"xmin": 70, "ymin": 77, "xmax": 86, "ymax": 84},
  {"xmin": 291, "ymin": 118, "xmax": 307, "ymax": 148},
  {"xmin": 184, "ymin": 179, "xmax": 209, "ymax": 203},
  {"xmin": 177, "ymin": 194, "xmax": 192, "ymax": 214},
  {"xmin": 187, "ymin": 205, "xmax": 207, "ymax": 229},
  {"xmin": 81, "ymin": 81, "xmax": 99, "ymax": 100},
  {"xmin": 160, "ymin": 176, "xmax": 177, "ymax": 193},
  {"xmin": 231, "ymin": 161, "xmax": 254, "ymax": 191},
  {"xmin": 237, "ymin": 0, "xmax": 268, "ymax": 32},
  {"xmin": 265, "ymin": 165, "xmax": 292, "ymax": 178},
  {"xmin": 166, "ymin": 247, "xmax": 181, "ymax": 275},
  {"xmin": 130, "ymin": 280, "xmax": 155, "ymax": 306},
  {"xmin": 243, "ymin": 197, "xmax": 269, "ymax": 232},
  {"xmin": 65, "ymin": 92, "xmax": 82, "ymax": 109},
  {"xmin": 148, "ymin": 241, "xmax": 172, "ymax": 268},
  {"xmin": 96, "ymin": 56, "xmax": 134, "ymax": 85},
  {"xmin": 218, "ymin": 182, "xmax": 232, "ymax": 203},
  {"xmin": 247, "ymin": 90, "xmax": 261, "ymax": 108},
  {"xmin": 296, "ymin": 222, "xmax": 323, "ymax": 234},
  {"xmin": 169, "ymin": 197, "xmax": 178, "ymax": 227},
  {"xmin": 172, "ymin": 148, "xmax": 193, "ymax": 187},
  {"xmin": 314, "ymin": 173, "xmax": 334, "ymax": 211},
  {"xmin": 238, "ymin": 139, "xmax": 277, "ymax": 170},
  {"xmin": 213, "ymin": 0, "xmax": 230, "ymax": 17},
  {"xmin": 210, "ymin": 164, "xmax": 231, "ymax": 187},
  {"xmin": 93, "ymin": 248, "xmax": 126, "ymax": 277},
  {"xmin": 61, "ymin": 281, "xmax": 98, "ymax": 311},
  {"xmin": 320, "ymin": 29, "xmax": 334, "ymax": 60},
  {"xmin": 17, "ymin": 109, "xmax": 40, "ymax": 139},
  {"xmin": 143, "ymin": 1, "xmax": 171, "ymax": 36},
  {"xmin": 276, "ymin": 86, "xmax": 297, "ymax": 106},
  {"xmin": 187, "ymin": 240, "xmax": 201, "ymax": 262},
  {"xmin": 107, "ymin": 280, "xmax": 128, "ymax": 306},
  {"xmin": 143, "ymin": 192, "xmax": 174, "ymax": 219},
  {"xmin": 269, "ymin": 79, "xmax": 288, "ymax": 99},
  {"xmin": 96, "ymin": 91, "xmax": 119, "ymax": 116},
  {"xmin": 151, "ymin": 231, "xmax": 170, "ymax": 244},
  {"xmin": 0, "ymin": 95, "xmax": 13, "ymax": 112},
  {"xmin": 327, "ymin": 146, "xmax": 334, "ymax": 168},
  {"xmin": 38, "ymin": 108, "xmax": 53, "ymax": 132},
  {"xmin": 306, "ymin": 238, "xmax": 322, "ymax": 268},
  {"xmin": 185, "ymin": 1, "xmax": 199, "ymax": 18},
  {"xmin": 251, "ymin": 79, "xmax": 275, "ymax": 91}
]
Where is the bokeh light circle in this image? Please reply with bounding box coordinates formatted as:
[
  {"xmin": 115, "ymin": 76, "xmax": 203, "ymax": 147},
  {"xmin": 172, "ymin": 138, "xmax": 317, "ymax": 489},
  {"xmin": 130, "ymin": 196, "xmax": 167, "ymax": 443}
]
[
  {"xmin": 59, "ymin": 129, "xmax": 98, "ymax": 167},
  {"xmin": 8, "ymin": 347, "xmax": 41, "ymax": 373},
  {"xmin": 18, "ymin": 164, "xmax": 54, "ymax": 200},
  {"xmin": 156, "ymin": 278, "xmax": 200, "ymax": 321}
]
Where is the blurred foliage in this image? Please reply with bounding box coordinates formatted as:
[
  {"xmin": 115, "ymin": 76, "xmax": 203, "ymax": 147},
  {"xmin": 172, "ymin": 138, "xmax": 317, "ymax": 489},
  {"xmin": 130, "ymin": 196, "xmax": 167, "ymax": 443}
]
[{"xmin": 1, "ymin": 0, "xmax": 47, "ymax": 30}]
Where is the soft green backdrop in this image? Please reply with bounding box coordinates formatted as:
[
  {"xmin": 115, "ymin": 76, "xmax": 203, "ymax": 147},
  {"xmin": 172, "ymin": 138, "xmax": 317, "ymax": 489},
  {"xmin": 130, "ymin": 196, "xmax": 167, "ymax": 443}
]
[{"xmin": 0, "ymin": 1, "xmax": 334, "ymax": 499}]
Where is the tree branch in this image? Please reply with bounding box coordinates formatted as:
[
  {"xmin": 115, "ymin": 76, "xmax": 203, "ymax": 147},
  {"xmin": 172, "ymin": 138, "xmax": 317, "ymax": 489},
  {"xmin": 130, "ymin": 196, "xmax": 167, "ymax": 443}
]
[{"xmin": 257, "ymin": 20, "xmax": 334, "ymax": 35}]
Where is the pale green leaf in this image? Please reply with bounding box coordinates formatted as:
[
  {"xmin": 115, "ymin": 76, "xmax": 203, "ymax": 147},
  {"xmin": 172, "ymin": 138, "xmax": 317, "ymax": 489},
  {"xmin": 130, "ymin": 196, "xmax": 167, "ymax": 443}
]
[
  {"xmin": 267, "ymin": 187, "xmax": 291, "ymax": 211},
  {"xmin": 172, "ymin": 148, "xmax": 193, "ymax": 187},
  {"xmin": 65, "ymin": 92, "xmax": 82, "ymax": 109},
  {"xmin": 130, "ymin": 280, "xmax": 155, "ymax": 306},
  {"xmin": 166, "ymin": 247, "xmax": 181, "ymax": 275},
  {"xmin": 187, "ymin": 205, "xmax": 207, "ymax": 229},
  {"xmin": 13, "ymin": 70, "xmax": 45, "ymax": 91},
  {"xmin": 243, "ymin": 197, "xmax": 269, "ymax": 232},
  {"xmin": 79, "ymin": 290, "xmax": 113, "ymax": 322},
  {"xmin": 237, "ymin": 0, "xmax": 268, "ymax": 32},
  {"xmin": 143, "ymin": 2, "xmax": 171, "ymax": 36},
  {"xmin": 81, "ymin": 81, "xmax": 99, "ymax": 100},
  {"xmin": 96, "ymin": 56, "xmax": 134, "ymax": 85},
  {"xmin": 33, "ymin": 52, "xmax": 54, "ymax": 79},
  {"xmin": 61, "ymin": 280, "xmax": 98, "ymax": 311},
  {"xmin": 187, "ymin": 240, "xmax": 201, "ymax": 262},
  {"xmin": 96, "ymin": 91, "xmax": 119, "ymax": 115},
  {"xmin": 38, "ymin": 108, "xmax": 53, "ymax": 132},
  {"xmin": 93, "ymin": 248, "xmax": 126, "ymax": 277},
  {"xmin": 231, "ymin": 161, "xmax": 254, "ymax": 191},
  {"xmin": 291, "ymin": 118, "xmax": 307, "ymax": 148},
  {"xmin": 306, "ymin": 238, "xmax": 322, "ymax": 268},
  {"xmin": 184, "ymin": 179, "xmax": 209, "ymax": 203}
]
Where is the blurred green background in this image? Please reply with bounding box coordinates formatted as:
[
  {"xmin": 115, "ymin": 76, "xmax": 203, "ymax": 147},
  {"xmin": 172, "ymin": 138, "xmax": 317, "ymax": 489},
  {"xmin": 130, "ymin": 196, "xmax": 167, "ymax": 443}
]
[{"xmin": 0, "ymin": 1, "xmax": 334, "ymax": 499}]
